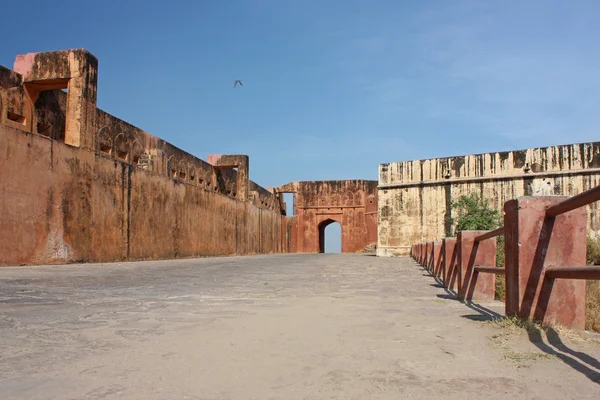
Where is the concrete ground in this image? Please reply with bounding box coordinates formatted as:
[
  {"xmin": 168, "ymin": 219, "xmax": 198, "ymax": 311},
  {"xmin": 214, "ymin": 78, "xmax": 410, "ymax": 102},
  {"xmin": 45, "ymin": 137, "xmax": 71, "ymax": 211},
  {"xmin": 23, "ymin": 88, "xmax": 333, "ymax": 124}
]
[{"xmin": 0, "ymin": 254, "xmax": 599, "ymax": 399}]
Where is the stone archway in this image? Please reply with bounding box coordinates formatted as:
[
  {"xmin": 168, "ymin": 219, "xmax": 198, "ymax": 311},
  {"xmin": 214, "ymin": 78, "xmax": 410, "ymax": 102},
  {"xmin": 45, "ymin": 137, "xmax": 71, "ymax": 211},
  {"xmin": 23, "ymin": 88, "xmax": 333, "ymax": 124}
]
[
  {"xmin": 275, "ymin": 180, "xmax": 378, "ymax": 253},
  {"xmin": 318, "ymin": 218, "xmax": 341, "ymax": 253}
]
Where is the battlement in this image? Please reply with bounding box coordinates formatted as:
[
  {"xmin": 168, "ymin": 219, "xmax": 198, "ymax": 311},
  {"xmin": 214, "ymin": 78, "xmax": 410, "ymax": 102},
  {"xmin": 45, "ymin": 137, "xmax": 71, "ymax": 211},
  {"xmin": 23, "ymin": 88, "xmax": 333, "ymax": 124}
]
[
  {"xmin": 0, "ymin": 49, "xmax": 279, "ymax": 210},
  {"xmin": 0, "ymin": 49, "xmax": 288, "ymax": 265}
]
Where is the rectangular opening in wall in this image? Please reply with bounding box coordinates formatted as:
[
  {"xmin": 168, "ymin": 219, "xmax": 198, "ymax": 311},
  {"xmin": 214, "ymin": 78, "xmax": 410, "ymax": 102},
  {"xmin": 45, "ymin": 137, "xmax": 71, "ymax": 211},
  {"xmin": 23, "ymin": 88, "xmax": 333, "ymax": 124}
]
[
  {"xmin": 132, "ymin": 155, "xmax": 140, "ymax": 164},
  {"xmin": 7, "ymin": 111, "xmax": 26, "ymax": 125},
  {"xmin": 117, "ymin": 150, "xmax": 128, "ymax": 160},
  {"xmin": 179, "ymin": 171, "xmax": 187, "ymax": 180},
  {"xmin": 283, "ymin": 193, "xmax": 296, "ymax": 216}
]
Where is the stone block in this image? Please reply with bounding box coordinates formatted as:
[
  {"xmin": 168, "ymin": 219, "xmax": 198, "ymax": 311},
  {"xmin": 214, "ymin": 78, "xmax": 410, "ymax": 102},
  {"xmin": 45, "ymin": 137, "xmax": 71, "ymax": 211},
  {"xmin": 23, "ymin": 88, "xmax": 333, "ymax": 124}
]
[
  {"xmin": 504, "ymin": 196, "xmax": 586, "ymax": 329},
  {"xmin": 457, "ymin": 231, "xmax": 496, "ymax": 301}
]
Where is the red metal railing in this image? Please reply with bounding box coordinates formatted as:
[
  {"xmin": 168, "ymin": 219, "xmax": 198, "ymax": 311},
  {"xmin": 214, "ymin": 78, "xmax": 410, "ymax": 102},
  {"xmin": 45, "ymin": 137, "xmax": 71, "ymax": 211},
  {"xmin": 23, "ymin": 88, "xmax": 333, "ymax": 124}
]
[
  {"xmin": 474, "ymin": 227, "xmax": 503, "ymax": 242},
  {"xmin": 474, "ymin": 265, "xmax": 506, "ymax": 274},
  {"xmin": 474, "ymin": 227, "xmax": 505, "ymax": 275},
  {"xmin": 546, "ymin": 185, "xmax": 600, "ymax": 217},
  {"xmin": 542, "ymin": 185, "xmax": 600, "ymax": 282},
  {"xmin": 544, "ymin": 266, "xmax": 600, "ymax": 280},
  {"xmin": 410, "ymin": 183, "xmax": 600, "ymax": 330}
]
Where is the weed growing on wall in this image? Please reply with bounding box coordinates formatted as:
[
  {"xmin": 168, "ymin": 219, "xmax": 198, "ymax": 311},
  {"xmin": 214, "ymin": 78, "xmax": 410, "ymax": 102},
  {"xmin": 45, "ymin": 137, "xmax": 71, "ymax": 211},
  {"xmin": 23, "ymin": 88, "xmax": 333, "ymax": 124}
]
[{"xmin": 450, "ymin": 194, "xmax": 501, "ymax": 232}]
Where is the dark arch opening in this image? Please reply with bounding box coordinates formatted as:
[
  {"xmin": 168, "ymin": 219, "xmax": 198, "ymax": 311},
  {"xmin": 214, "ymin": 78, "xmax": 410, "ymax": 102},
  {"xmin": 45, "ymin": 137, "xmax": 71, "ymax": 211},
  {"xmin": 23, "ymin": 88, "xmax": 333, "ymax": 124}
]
[{"xmin": 318, "ymin": 219, "xmax": 342, "ymax": 253}]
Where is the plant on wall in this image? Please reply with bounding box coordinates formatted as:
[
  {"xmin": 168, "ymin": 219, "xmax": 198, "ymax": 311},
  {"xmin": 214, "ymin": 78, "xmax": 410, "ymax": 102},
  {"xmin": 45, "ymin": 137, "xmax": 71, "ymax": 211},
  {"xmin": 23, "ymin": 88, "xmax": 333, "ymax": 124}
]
[{"xmin": 450, "ymin": 193, "xmax": 501, "ymax": 232}]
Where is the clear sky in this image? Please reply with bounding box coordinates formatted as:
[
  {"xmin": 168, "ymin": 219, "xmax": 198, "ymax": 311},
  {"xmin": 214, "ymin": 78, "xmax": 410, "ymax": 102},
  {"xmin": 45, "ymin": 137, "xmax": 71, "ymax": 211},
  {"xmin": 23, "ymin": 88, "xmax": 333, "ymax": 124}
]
[
  {"xmin": 2, "ymin": 1, "xmax": 599, "ymax": 251},
  {"xmin": 3, "ymin": 0, "xmax": 600, "ymax": 188}
]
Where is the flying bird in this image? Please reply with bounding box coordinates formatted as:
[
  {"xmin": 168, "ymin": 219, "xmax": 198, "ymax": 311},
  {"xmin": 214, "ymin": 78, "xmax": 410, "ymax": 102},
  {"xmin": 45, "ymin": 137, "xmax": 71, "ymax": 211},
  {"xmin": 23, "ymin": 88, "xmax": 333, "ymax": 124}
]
[{"xmin": 233, "ymin": 80, "xmax": 243, "ymax": 88}]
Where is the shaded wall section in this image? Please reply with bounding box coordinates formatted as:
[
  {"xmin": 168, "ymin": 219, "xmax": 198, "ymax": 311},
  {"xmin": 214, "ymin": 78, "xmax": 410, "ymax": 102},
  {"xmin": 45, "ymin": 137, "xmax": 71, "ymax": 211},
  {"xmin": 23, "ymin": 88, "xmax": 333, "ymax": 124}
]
[
  {"xmin": 276, "ymin": 180, "xmax": 378, "ymax": 253},
  {"xmin": 378, "ymin": 143, "xmax": 600, "ymax": 256},
  {"xmin": 0, "ymin": 49, "xmax": 290, "ymax": 265}
]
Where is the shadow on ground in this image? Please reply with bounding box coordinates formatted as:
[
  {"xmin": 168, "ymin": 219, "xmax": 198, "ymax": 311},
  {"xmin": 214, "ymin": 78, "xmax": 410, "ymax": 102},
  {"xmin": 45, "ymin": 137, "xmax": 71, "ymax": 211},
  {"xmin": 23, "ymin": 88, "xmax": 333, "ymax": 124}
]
[{"xmin": 414, "ymin": 259, "xmax": 600, "ymax": 385}]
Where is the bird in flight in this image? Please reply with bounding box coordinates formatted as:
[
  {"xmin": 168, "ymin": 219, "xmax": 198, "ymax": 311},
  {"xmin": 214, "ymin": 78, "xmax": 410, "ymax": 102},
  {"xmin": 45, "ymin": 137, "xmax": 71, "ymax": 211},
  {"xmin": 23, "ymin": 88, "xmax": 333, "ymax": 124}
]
[{"xmin": 233, "ymin": 80, "xmax": 243, "ymax": 88}]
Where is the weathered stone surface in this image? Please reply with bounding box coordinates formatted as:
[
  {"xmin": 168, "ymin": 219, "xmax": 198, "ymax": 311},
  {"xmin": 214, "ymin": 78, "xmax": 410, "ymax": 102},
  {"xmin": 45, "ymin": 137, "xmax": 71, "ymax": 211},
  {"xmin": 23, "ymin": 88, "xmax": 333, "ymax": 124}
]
[
  {"xmin": 378, "ymin": 143, "xmax": 600, "ymax": 256},
  {"xmin": 207, "ymin": 154, "xmax": 250, "ymax": 202},
  {"xmin": 14, "ymin": 49, "xmax": 98, "ymax": 148}
]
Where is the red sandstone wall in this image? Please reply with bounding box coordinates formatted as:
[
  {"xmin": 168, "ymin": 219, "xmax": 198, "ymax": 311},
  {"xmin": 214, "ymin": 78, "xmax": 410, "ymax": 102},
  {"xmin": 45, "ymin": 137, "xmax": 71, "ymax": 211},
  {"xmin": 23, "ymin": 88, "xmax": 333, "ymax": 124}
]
[
  {"xmin": 0, "ymin": 50, "xmax": 291, "ymax": 265},
  {"xmin": 0, "ymin": 124, "xmax": 288, "ymax": 265}
]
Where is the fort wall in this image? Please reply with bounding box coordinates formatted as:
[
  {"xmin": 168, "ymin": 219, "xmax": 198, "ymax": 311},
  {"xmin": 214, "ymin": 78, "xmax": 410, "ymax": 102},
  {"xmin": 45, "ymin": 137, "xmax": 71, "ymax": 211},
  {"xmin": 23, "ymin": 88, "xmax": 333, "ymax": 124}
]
[
  {"xmin": 0, "ymin": 49, "xmax": 289, "ymax": 265},
  {"xmin": 378, "ymin": 142, "xmax": 600, "ymax": 256}
]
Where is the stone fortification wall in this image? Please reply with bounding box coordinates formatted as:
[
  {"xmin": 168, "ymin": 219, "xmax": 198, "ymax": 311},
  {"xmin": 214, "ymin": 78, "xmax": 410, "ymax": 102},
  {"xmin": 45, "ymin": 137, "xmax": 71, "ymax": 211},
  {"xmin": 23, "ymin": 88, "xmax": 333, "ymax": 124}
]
[
  {"xmin": 378, "ymin": 142, "xmax": 600, "ymax": 256},
  {"xmin": 0, "ymin": 49, "xmax": 288, "ymax": 265}
]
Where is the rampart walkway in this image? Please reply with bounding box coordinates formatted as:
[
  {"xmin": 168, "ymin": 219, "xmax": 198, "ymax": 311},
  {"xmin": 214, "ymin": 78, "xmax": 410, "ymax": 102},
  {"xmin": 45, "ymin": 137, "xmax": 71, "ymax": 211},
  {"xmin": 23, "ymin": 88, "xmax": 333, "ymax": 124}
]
[{"xmin": 1, "ymin": 254, "xmax": 599, "ymax": 399}]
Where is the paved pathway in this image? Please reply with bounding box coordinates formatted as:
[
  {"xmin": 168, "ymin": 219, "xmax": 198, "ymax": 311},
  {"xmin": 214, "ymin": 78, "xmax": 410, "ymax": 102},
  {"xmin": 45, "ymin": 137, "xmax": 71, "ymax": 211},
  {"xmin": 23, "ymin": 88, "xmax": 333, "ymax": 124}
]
[{"xmin": 1, "ymin": 254, "xmax": 599, "ymax": 399}]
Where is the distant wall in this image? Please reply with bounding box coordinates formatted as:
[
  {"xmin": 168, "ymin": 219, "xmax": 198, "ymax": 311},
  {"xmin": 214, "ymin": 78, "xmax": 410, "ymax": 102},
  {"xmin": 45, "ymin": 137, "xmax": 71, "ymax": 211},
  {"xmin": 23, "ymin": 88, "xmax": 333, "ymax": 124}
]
[
  {"xmin": 0, "ymin": 49, "xmax": 289, "ymax": 265},
  {"xmin": 277, "ymin": 180, "xmax": 378, "ymax": 253},
  {"xmin": 378, "ymin": 143, "xmax": 600, "ymax": 256}
]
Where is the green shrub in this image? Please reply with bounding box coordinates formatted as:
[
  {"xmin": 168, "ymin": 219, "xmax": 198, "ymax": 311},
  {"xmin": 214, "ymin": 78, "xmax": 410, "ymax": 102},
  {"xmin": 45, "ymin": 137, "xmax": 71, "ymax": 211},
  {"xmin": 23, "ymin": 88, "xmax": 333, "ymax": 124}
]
[
  {"xmin": 450, "ymin": 194, "xmax": 504, "ymax": 300},
  {"xmin": 450, "ymin": 193, "xmax": 501, "ymax": 232}
]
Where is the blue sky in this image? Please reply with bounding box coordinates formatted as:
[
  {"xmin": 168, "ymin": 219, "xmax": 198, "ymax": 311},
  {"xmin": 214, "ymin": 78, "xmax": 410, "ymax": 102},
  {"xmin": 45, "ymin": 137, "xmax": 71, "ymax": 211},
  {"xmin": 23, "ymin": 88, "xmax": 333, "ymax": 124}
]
[{"xmin": 2, "ymin": 1, "xmax": 599, "ymax": 189}]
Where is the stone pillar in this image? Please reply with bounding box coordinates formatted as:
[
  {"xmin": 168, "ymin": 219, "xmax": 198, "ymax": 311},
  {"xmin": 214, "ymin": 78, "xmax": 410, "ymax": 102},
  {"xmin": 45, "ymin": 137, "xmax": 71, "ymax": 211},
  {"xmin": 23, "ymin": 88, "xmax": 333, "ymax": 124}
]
[
  {"xmin": 426, "ymin": 242, "xmax": 433, "ymax": 272},
  {"xmin": 457, "ymin": 231, "xmax": 497, "ymax": 301},
  {"xmin": 504, "ymin": 197, "xmax": 586, "ymax": 329},
  {"xmin": 443, "ymin": 238, "xmax": 457, "ymax": 290},
  {"xmin": 433, "ymin": 241, "xmax": 443, "ymax": 278},
  {"xmin": 207, "ymin": 154, "xmax": 250, "ymax": 202},
  {"xmin": 14, "ymin": 49, "xmax": 98, "ymax": 149}
]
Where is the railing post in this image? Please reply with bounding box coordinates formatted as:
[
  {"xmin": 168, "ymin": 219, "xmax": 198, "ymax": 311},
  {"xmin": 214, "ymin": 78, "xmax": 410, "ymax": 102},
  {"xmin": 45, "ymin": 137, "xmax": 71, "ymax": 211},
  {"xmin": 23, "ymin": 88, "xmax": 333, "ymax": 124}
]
[
  {"xmin": 425, "ymin": 242, "xmax": 432, "ymax": 271},
  {"xmin": 428, "ymin": 242, "xmax": 435, "ymax": 272},
  {"xmin": 443, "ymin": 238, "xmax": 457, "ymax": 290},
  {"xmin": 504, "ymin": 197, "xmax": 587, "ymax": 329},
  {"xmin": 433, "ymin": 241, "xmax": 443, "ymax": 278},
  {"xmin": 457, "ymin": 231, "xmax": 497, "ymax": 301}
]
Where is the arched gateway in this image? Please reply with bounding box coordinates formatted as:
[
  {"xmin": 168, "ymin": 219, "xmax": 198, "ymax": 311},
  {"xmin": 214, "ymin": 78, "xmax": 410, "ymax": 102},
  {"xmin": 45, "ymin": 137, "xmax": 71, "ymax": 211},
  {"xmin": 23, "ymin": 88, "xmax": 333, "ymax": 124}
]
[
  {"xmin": 276, "ymin": 180, "xmax": 378, "ymax": 253},
  {"xmin": 318, "ymin": 218, "xmax": 341, "ymax": 253}
]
